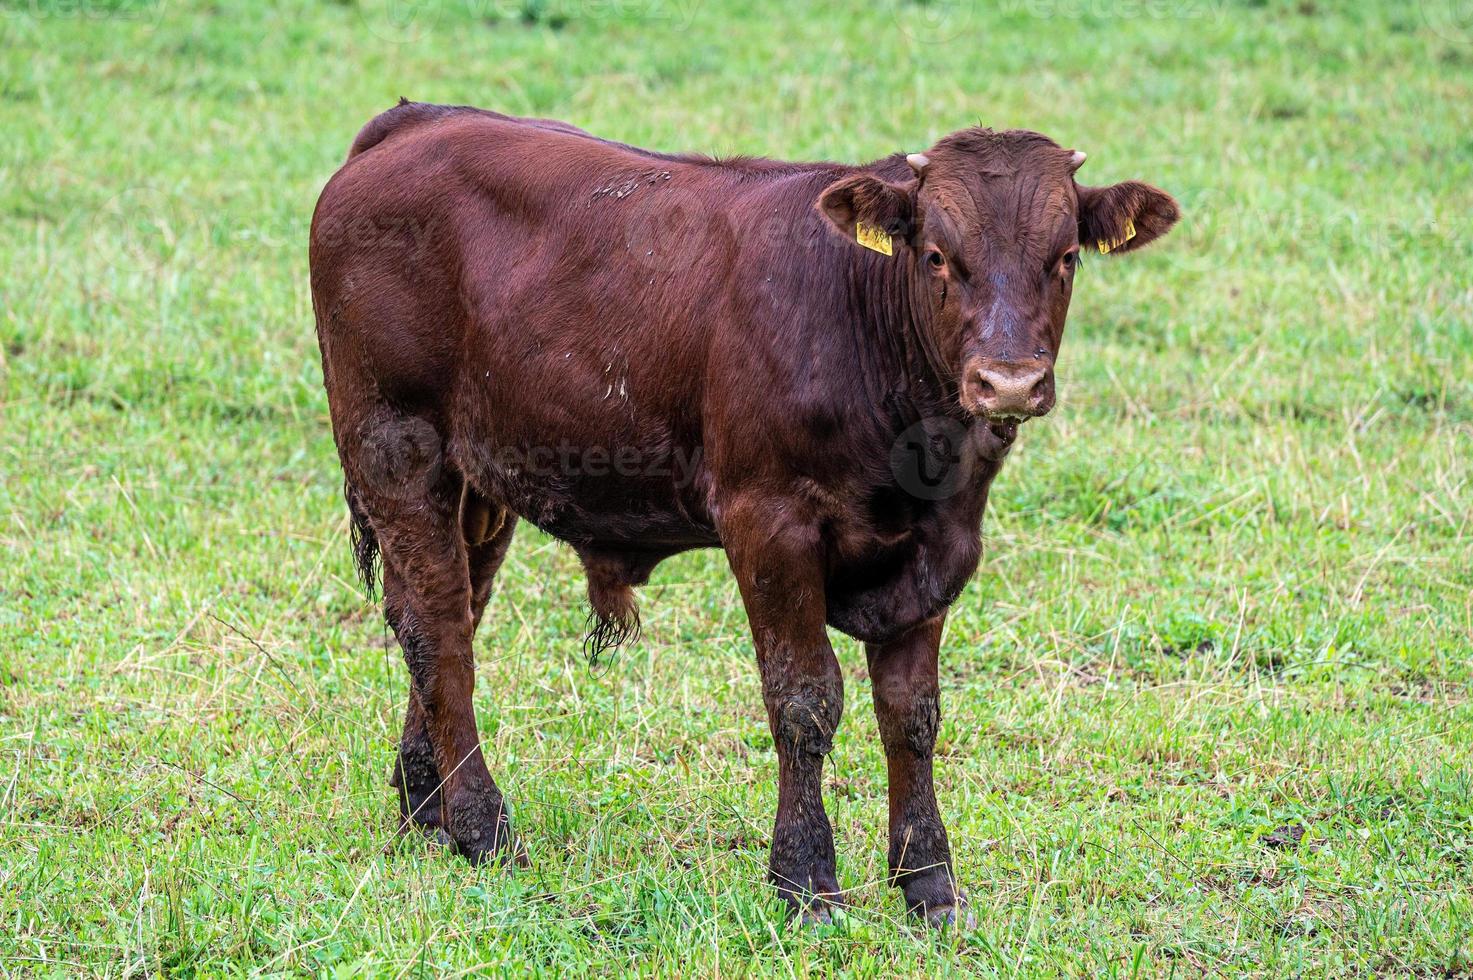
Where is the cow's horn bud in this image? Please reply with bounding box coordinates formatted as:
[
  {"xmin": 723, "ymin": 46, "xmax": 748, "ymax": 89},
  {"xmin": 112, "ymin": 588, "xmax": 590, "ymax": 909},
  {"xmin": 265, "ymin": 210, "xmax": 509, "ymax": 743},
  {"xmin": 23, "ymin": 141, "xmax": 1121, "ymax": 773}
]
[
  {"xmin": 1068, "ymin": 149, "xmax": 1087, "ymax": 172},
  {"xmin": 906, "ymin": 153, "xmax": 930, "ymax": 177}
]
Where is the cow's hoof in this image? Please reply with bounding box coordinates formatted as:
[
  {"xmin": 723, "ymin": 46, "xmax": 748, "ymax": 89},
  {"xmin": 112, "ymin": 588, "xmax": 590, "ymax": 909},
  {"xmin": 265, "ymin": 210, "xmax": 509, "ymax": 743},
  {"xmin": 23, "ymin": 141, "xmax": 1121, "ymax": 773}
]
[
  {"xmin": 783, "ymin": 889, "xmax": 849, "ymax": 927},
  {"xmin": 446, "ymin": 788, "xmax": 528, "ymax": 867},
  {"xmin": 922, "ymin": 902, "xmax": 976, "ymax": 931},
  {"xmin": 394, "ymin": 793, "xmax": 444, "ymax": 836},
  {"xmin": 459, "ymin": 834, "xmax": 530, "ymax": 868},
  {"xmin": 388, "ymin": 748, "xmax": 438, "ymax": 831},
  {"xmin": 797, "ymin": 902, "xmax": 838, "ymax": 927},
  {"xmin": 394, "ymin": 809, "xmax": 448, "ymax": 842},
  {"xmin": 901, "ymin": 874, "xmax": 973, "ymax": 930}
]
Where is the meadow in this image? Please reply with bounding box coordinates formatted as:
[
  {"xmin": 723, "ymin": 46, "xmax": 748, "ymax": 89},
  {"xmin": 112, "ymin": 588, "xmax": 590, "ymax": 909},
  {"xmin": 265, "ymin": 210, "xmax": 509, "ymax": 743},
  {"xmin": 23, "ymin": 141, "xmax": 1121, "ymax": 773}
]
[{"xmin": 2, "ymin": 0, "xmax": 1472, "ymax": 974}]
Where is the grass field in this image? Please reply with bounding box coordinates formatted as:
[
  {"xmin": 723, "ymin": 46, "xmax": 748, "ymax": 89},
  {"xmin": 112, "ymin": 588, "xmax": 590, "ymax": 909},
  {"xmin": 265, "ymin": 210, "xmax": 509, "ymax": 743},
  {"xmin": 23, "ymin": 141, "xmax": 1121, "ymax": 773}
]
[{"xmin": 3, "ymin": 0, "xmax": 1472, "ymax": 974}]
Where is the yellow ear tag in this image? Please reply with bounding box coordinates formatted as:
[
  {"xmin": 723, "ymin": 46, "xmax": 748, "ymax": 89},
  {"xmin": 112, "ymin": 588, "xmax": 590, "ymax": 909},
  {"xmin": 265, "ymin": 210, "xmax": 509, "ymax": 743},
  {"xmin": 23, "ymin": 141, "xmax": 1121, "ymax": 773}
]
[
  {"xmin": 855, "ymin": 221, "xmax": 894, "ymax": 256},
  {"xmin": 1097, "ymin": 218, "xmax": 1137, "ymax": 254}
]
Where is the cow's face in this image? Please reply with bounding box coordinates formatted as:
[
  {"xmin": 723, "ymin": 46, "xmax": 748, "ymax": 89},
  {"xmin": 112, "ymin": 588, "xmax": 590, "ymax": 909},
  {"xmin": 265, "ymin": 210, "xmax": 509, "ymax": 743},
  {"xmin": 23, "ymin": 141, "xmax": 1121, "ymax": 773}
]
[{"xmin": 819, "ymin": 129, "xmax": 1179, "ymax": 429}]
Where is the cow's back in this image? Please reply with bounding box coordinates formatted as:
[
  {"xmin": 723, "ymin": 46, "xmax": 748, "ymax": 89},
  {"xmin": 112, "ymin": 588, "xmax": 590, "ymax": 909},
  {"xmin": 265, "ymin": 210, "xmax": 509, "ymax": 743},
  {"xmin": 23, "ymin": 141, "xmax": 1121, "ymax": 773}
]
[
  {"xmin": 310, "ymin": 107, "xmax": 839, "ymax": 548},
  {"xmin": 314, "ymin": 106, "xmax": 770, "ymax": 399}
]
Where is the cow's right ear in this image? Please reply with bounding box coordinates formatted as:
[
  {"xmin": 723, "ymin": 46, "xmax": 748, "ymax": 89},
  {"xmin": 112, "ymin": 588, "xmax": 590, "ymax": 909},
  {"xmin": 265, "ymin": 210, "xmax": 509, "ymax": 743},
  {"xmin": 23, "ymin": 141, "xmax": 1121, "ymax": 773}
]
[{"xmin": 817, "ymin": 174, "xmax": 916, "ymax": 252}]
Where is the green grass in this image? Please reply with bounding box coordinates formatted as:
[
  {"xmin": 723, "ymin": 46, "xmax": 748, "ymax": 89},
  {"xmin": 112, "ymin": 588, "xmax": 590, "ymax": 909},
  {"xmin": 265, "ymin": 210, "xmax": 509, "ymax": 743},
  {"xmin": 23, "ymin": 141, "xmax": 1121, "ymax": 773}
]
[{"xmin": 2, "ymin": 0, "xmax": 1472, "ymax": 974}]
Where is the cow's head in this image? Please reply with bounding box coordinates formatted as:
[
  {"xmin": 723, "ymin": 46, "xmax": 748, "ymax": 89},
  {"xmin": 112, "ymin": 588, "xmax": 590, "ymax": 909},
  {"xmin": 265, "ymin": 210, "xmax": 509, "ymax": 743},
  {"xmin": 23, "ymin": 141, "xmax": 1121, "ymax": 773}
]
[{"xmin": 818, "ymin": 129, "xmax": 1179, "ymax": 430}]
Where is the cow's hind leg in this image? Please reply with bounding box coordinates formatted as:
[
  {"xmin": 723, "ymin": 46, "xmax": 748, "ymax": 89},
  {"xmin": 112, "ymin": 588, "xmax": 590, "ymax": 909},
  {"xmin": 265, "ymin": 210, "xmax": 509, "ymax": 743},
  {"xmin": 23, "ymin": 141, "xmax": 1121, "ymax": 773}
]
[
  {"xmin": 390, "ymin": 672, "xmax": 444, "ymax": 838},
  {"xmin": 348, "ymin": 410, "xmax": 520, "ymax": 865},
  {"xmin": 390, "ymin": 482, "xmax": 517, "ymax": 840}
]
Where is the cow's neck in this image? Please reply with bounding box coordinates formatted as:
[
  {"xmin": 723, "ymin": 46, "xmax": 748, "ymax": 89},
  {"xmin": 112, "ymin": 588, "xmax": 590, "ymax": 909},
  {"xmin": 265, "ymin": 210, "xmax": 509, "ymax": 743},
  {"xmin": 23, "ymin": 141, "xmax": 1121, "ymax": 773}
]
[{"xmin": 846, "ymin": 248, "xmax": 965, "ymax": 431}]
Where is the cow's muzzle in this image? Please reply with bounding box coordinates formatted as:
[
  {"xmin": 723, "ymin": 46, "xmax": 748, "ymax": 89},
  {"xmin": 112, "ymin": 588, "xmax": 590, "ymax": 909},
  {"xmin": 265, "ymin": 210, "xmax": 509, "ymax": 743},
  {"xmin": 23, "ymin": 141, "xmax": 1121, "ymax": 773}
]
[{"xmin": 961, "ymin": 358, "xmax": 1055, "ymax": 421}]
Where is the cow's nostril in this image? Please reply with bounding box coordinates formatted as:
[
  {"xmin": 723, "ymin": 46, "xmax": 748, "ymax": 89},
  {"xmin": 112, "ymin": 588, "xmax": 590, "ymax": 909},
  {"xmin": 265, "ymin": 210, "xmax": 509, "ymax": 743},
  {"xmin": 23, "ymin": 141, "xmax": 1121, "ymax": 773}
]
[{"xmin": 976, "ymin": 376, "xmax": 995, "ymax": 398}]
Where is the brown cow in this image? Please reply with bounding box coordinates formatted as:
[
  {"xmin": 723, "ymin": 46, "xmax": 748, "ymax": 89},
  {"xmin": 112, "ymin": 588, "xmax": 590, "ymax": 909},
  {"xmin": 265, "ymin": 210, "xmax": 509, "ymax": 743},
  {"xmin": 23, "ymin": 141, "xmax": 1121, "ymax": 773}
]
[{"xmin": 309, "ymin": 101, "xmax": 1178, "ymax": 926}]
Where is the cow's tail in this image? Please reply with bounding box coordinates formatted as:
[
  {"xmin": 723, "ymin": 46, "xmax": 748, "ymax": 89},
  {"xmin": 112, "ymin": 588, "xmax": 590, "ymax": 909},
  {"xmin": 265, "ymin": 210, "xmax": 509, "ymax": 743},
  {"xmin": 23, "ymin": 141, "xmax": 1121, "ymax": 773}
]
[{"xmin": 345, "ymin": 481, "xmax": 381, "ymax": 599}]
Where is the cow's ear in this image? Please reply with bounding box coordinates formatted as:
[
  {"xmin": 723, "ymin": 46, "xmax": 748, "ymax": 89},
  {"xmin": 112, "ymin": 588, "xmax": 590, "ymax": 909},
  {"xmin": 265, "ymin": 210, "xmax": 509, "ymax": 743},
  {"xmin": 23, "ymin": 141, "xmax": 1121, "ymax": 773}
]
[
  {"xmin": 818, "ymin": 174, "xmax": 916, "ymax": 252},
  {"xmin": 1076, "ymin": 180, "xmax": 1180, "ymax": 256}
]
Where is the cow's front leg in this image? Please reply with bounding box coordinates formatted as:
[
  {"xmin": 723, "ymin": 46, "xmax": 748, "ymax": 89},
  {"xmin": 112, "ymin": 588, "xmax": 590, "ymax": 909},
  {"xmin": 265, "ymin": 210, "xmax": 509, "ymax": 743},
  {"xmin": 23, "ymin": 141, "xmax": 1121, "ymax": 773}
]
[
  {"xmin": 866, "ymin": 615, "xmax": 971, "ymax": 927},
  {"xmin": 725, "ymin": 511, "xmax": 845, "ymax": 922}
]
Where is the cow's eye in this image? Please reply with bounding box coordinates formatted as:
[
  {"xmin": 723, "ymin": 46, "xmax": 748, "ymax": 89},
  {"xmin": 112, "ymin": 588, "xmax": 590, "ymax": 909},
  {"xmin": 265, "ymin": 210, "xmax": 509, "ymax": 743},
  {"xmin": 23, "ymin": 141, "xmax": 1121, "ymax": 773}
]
[
  {"xmin": 926, "ymin": 250, "xmax": 946, "ymax": 271},
  {"xmin": 1061, "ymin": 250, "xmax": 1079, "ymax": 274}
]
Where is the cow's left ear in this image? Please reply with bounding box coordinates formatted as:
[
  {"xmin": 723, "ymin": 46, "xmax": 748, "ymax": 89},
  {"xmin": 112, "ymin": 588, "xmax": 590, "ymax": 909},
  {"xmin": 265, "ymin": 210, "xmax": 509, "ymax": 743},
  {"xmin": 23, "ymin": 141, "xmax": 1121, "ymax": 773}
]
[
  {"xmin": 817, "ymin": 173, "xmax": 917, "ymax": 252},
  {"xmin": 1076, "ymin": 180, "xmax": 1180, "ymax": 256}
]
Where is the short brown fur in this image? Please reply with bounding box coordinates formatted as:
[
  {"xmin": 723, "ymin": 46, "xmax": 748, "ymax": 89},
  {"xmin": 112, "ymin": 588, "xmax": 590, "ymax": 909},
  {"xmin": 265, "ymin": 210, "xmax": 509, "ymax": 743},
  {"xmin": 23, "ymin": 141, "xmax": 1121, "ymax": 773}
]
[{"xmin": 310, "ymin": 102, "xmax": 1179, "ymax": 923}]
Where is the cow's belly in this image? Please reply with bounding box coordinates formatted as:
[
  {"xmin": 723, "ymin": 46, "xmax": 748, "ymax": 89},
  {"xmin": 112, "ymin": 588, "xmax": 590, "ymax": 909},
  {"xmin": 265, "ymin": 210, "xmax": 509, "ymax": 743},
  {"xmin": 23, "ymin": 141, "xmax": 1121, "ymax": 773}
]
[{"xmin": 455, "ymin": 434, "xmax": 718, "ymax": 550}]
